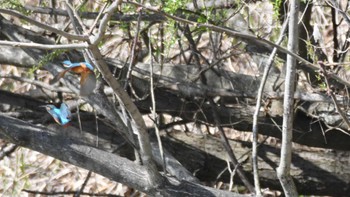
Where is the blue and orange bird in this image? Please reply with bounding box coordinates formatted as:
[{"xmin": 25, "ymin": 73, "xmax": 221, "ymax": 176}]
[
  {"xmin": 45, "ymin": 102, "xmax": 72, "ymax": 126},
  {"xmin": 50, "ymin": 60, "xmax": 96, "ymax": 96}
]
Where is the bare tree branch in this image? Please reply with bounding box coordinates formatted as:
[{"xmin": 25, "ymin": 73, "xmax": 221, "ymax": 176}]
[
  {"xmin": 0, "ymin": 143, "xmax": 17, "ymax": 160},
  {"xmin": 24, "ymin": 5, "xmax": 166, "ymax": 22},
  {"xmin": 252, "ymin": 16, "xmax": 289, "ymax": 196},
  {"xmin": 326, "ymin": 0, "xmax": 350, "ymax": 26},
  {"xmin": 209, "ymin": 100, "xmax": 255, "ymax": 193},
  {"xmin": 0, "ymin": 40, "xmax": 88, "ymax": 50},
  {"xmin": 0, "ymin": 8, "xmax": 88, "ymax": 41},
  {"xmin": 276, "ymin": 1, "xmax": 299, "ymax": 195},
  {"xmin": 319, "ymin": 62, "xmax": 350, "ymax": 136},
  {"xmin": 0, "ymin": 75, "xmax": 72, "ymax": 93},
  {"xmin": 87, "ymin": 0, "xmax": 163, "ymax": 187}
]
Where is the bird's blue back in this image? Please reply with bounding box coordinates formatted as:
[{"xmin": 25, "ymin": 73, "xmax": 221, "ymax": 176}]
[
  {"xmin": 59, "ymin": 103, "xmax": 71, "ymax": 125},
  {"xmin": 62, "ymin": 60, "xmax": 94, "ymax": 71},
  {"xmin": 46, "ymin": 103, "xmax": 71, "ymax": 125}
]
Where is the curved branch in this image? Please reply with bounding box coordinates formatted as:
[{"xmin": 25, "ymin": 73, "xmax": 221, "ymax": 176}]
[
  {"xmin": 0, "ymin": 75, "xmax": 72, "ymax": 93},
  {"xmin": 24, "ymin": 5, "xmax": 166, "ymax": 22},
  {"xmin": 87, "ymin": 0, "xmax": 162, "ymax": 186},
  {"xmin": 0, "ymin": 8, "xmax": 89, "ymax": 41},
  {"xmin": 252, "ymin": 15, "xmax": 289, "ymax": 195},
  {"xmin": 0, "ymin": 40, "xmax": 88, "ymax": 50}
]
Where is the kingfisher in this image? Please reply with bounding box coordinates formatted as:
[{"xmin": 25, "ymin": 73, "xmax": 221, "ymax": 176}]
[
  {"xmin": 50, "ymin": 60, "xmax": 96, "ymax": 96},
  {"xmin": 45, "ymin": 102, "xmax": 72, "ymax": 126}
]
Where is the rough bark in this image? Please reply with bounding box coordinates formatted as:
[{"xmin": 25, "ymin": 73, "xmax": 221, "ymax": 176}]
[
  {"xmin": 2, "ymin": 75, "xmax": 350, "ymax": 151},
  {"xmin": 0, "ymin": 114, "xmax": 247, "ymax": 197},
  {"xmin": 276, "ymin": 0, "xmax": 299, "ymax": 195},
  {"xmin": 165, "ymin": 131, "xmax": 350, "ymax": 196},
  {"xmin": 1, "ymin": 113, "xmax": 349, "ymax": 196}
]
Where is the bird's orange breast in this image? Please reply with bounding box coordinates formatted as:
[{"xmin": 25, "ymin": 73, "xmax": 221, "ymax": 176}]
[{"xmin": 70, "ymin": 66, "xmax": 89, "ymax": 74}]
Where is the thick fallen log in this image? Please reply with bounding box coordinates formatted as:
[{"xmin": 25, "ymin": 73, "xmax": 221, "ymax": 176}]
[
  {"xmin": 1, "ymin": 113, "xmax": 349, "ymax": 196},
  {"xmin": 164, "ymin": 131, "xmax": 350, "ymax": 196},
  {"xmin": 0, "ymin": 114, "xmax": 246, "ymax": 197}
]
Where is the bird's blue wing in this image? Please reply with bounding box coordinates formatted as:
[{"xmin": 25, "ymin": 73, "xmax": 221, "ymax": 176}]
[
  {"xmin": 46, "ymin": 105, "xmax": 62, "ymax": 125},
  {"xmin": 51, "ymin": 113, "xmax": 62, "ymax": 125},
  {"xmin": 62, "ymin": 60, "xmax": 82, "ymax": 69},
  {"xmin": 60, "ymin": 117, "xmax": 70, "ymax": 125},
  {"xmin": 60, "ymin": 103, "xmax": 72, "ymax": 120},
  {"xmin": 81, "ymin": 62, "xmax": 94, "ymax": 71},
  {"xmin": 62, "ymin": 60, "xmax": 72, "ymax": 66},
  {"xmin": 63, "ymin": 60, "xmax": 94, "ymax": 71}
]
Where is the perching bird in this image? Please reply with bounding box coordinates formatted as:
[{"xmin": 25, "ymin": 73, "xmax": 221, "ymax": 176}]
[
  {"xmin": 45, "ymin": 102, "xmax": 72, "ymax": 126},
  {"xmin": 50, "ymin": 60, "xmax": 96, "ymax": 96}
]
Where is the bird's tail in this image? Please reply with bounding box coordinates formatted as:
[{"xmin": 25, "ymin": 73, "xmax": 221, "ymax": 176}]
[
  {"xmin": 80, "ymin": 71, "xmax": 96, "ymax": 96},
  {"xmin": 49, "ymin": 69, "xmax": 69, "ymax": 84}
]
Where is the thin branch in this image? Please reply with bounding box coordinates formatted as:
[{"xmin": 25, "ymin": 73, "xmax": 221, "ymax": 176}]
[
  {"xmin": 149, "ymin": 30, "xmax": 166, "ymax": 173},
  {"xmin": 124, "ymin": 6, "xmax": 143, "ymax": 89},
  {"xmin": 24, "ymin": 5, "xmax": 166, "ymax": 22},
  {"xmin": 87, "ymin": 2, "xmax": 108, "ymax": 35},
  {"xmin": 319, "ymin": 62, "xmax": 350, "ymax": 134},
  {"xmin": 64, "ymin": 0, "xmax": 92, "ymax": 64},
  {"xmin": 65, "ymin": 0, "xmax": 87, "ymax": 34},
  {"xmin": 22, "ymin": 189, "xmax": 122, "ymax": 197},
  {"xmin": 55, "ymin": 0, "xmax": 88, "ymax": 44},
  {"xmin": 119, "ymin": 4, "xmax": 144, "ymax": 154},
  {"xmin": 76, "ymin": 171, "xmax": 93, "ymax": 197},
  {"xmin": 0, "ymin": 40, "xmax": 88, "ymax": 50},
  {"xmin": 330, "ymin": 5, "xmax": 339, "ymax": 62},
  {"xmin": 179, "ymin": 21, "xmax": 254, "ymax": 192},
  {"xmin": 323, "ymin": 62, "xmax": 350, "ymax": 66},
  {"xmin": 0, "ymin": 75, "xmax": 72, "ymax": 93},
  {"xmin": 77, "ymin": 102, "xmax": 83, "ymax": 135},
  {"xmin": 89, "ymin": 45, "xmax": 163, "ymax": 184},
  {"xmin": 91, "ymin": 1, "xmax": 115, "ymax": 45},
  {"xmin": 87, "ymin": 0, "xmax": 162, "ymax": 186},
  {"xmin": 326, "ymin": 0, "xmax": 350, "ymax": 26},
  {"xmin": 149, "ymin": 137, "xmax": 199, "ymax": 183},
  {"xmin": 94, "ymin": 110, "xmax": 99, "ymax": 147},
  {"xmin": 276, "ymin": 0, "xmax": 299, "ymax": 195},
  {"xmin": 0, "ymin": 143, "xmax": 17, "ymax": 160},
  {"xmin": 209, "ymin": 100, "xmax": 255, "ymax": 193},
  {"xmin": 0, "ymin": 8, "xmax": 89, "ymax": 41},
  {"xmin": 226, "ymin": 158, "xmax": 238, "ymax": 191},
  {"xmin": 252, "ymin": 16, "xmax": 289, "ymax": 196}
]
